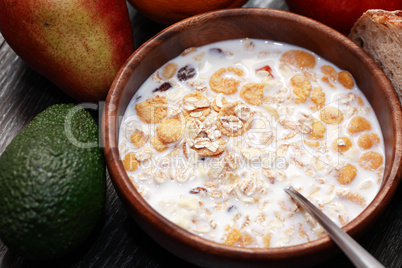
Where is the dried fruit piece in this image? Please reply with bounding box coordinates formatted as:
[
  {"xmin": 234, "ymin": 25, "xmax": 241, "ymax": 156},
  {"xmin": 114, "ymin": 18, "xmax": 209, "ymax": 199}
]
[
  {"xmin": 135, "ymin": 95, "xmax": 168, "ymax": 124},
  {"xmin": 332, "ymin": 137, "xmax": 352, "ymax": 153},
  {"xmin": 189, "ymin": 187, "xmax": 208, "ymax": 194},
  {"xmin": 320, "ymin": 107, "xmax": 343, "ymax": 125},
  {"xmin": 208, "ymin": 47, "xmax": 227, "ymax": 58},
  {"xmin": 337, "ymin": 164, "xmax": 357, "ymax": 185},
  {"xmin": 358, "ymin": 151, "xmax": 383, "ymax": 170},
  {"xmin": 281, "ymin": 50, "xmax": 316, "ymax": 69},
  {"xmin": 338, "ymin": 71, "xmax": 354, "ymax": 89},
  {"xmin": 291, "ymin": 74, "xmax": 312, "ymax": 104},
  {"xmin": 209, "ymin": 67, "xmax": 244, "ymax": 94},
  {"xmin": 357, "ymin": 133, "xmax": 380, "ymax": 149},
  {"xmin": 240, "ymin": 83, "xmax": 264, "ymax": 106},
  {"xmin": 256, "ymin": 65, "xmax": 274, "ymax": 78},
  {"xmin": 153, "ymin": 82, "xmax": 172, "ymax": 93},
  {"xmin": 122, "ymin": 152, "xmax": 139, "ymax": 172},
  {"xmin": 348, "ymin": 116, "xmax": 371, "ymax": 134},
  {"xmin": 156, "ymin": 117, "xmax": 185, "ymax": 143},
  {"xmin": 177, "ymin": 65, "xmax": 196, "ymax": 81}
]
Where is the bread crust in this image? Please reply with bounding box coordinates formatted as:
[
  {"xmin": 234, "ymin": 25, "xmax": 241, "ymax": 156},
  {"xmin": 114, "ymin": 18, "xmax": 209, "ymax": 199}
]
[{"xmin": 349, "ymin": 9, "xmax": 402, "ymax": 98}]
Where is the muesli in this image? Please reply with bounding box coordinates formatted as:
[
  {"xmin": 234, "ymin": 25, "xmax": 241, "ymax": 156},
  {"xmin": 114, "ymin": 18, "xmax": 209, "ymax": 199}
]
[{"xmin": 118, "ymin": 38, "xmax": 384, "ymax": 248}]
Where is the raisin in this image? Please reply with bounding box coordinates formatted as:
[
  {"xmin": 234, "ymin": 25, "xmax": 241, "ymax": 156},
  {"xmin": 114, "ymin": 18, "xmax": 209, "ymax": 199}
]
[
  {"xmin": 190, "ymin": 187, "xmax": 207, "ymax": 194},
  {"xmin": 227, "ymin": 205, "xmax": 236, "ymax": 212},
  {"xmin": 177, "ymin": 65, "xmax": 196, "ymax": 81},
  {"xmin": 209, "ymin": 48, "xmax": 225, "ymax": 57},
  {"xmin": 153, "ymin": 82, "xmax": 172, "ymax": 93}
]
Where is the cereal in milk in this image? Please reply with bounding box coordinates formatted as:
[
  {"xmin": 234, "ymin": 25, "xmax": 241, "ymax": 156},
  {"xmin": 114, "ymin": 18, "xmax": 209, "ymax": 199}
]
[{"xmin": 118, "ymin": 39, "xmax": 385, "ymax": 248}]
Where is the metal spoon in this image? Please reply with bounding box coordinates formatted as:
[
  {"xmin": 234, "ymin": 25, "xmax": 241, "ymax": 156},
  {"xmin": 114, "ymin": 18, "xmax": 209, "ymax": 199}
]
[{"xmin": 284, "ymin": 186, "xmax": 385, "ymax": 268}]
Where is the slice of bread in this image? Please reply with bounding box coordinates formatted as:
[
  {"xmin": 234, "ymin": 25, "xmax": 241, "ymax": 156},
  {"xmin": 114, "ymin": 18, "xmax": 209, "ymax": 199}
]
[{"xmin": 349, "ymin": 9, "xmax": 402, "ymax": 98}]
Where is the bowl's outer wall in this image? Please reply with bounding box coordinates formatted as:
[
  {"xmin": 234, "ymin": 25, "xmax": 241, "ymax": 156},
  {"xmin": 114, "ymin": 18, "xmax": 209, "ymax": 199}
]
[{"xmin": 103, "ymin": 8, "xmax": 402, "ymax": 268}]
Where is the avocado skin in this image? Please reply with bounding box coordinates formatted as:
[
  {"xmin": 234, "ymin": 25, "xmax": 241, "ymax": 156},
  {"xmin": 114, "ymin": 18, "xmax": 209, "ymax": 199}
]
[{"xmin": 0, "ymin": 104, "xmax": 105, "ymax": 260}]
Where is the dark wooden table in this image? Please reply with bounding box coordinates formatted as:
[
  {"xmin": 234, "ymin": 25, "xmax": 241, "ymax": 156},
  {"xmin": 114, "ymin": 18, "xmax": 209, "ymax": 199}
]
[{"xmin": 1, "ymin": 1, "xmax": 401, "ymax": 267}]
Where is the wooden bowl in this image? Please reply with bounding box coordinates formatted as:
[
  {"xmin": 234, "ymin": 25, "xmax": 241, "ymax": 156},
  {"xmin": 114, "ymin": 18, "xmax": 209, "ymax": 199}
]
[{"xmin": 102, "ymin": 8, "xmax": 402, "ymax": 267}]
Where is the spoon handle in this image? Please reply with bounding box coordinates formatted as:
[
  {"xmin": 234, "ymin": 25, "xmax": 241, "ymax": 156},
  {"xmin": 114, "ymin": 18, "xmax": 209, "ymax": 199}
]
[{"xmin": 285, "ymin": 186, "xmax": 385, "ymax": 268}]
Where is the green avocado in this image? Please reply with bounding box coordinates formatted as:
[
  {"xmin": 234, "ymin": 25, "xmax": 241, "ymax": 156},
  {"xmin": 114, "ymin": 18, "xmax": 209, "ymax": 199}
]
[{"xmin": 0, "ymin": 103, "xmax": 105, "ymax": 260}]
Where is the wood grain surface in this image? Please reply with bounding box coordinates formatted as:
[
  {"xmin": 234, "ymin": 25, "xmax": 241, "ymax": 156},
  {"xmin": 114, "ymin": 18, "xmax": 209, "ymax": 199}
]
[{"xmin": 0, "ymin": 1, "xmax": 401, "ymax": 267}]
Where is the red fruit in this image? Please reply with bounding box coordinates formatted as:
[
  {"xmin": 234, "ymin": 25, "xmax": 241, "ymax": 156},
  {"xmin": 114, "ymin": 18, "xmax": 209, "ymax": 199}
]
[
  {"xmin": 256, "ymin": 65, "xmax": 274, "ymax": 78},
  {"xmin": 285, "ymin": 0, "xmax": 402, "ymax": 35},
  {"xmin": 127, "ymin": 0, "xmax": 248, "ymax": 25}
]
